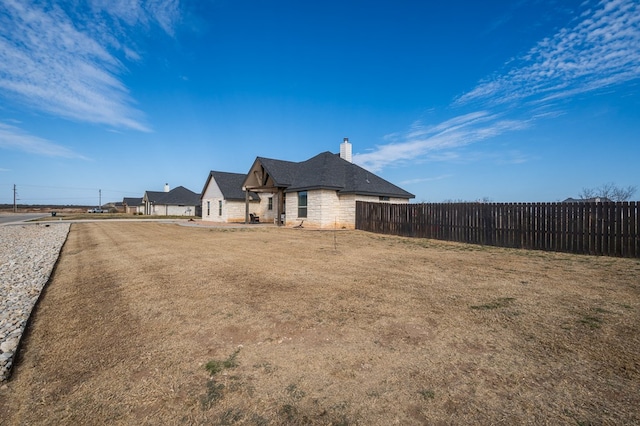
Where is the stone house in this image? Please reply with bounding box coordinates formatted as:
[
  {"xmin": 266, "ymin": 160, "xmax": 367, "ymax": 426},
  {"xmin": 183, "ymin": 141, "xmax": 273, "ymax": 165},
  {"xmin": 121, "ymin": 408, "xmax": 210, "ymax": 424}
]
[
  {"xmin": 241, "ymin": 139, "xmax": 414, "ymax": 228},
  {"xmin": 143, "ymin": 184, "xmax": 200, "ymax": 216},
  {"xmin": 122, "ymin": 197, "xmax": 143, "ymax": 214},
  {"xmin": 200, "ymin": 139, "xmax": 414, "ymax": 228}
]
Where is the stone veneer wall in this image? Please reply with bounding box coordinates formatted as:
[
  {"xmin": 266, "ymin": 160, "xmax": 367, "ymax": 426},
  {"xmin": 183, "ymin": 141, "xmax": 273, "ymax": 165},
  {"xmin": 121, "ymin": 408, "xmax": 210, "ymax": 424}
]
[
  {"xmin": 149, "ymin": 204, "xmax": 197, "ymax": 216},
  {"xmin": 202, "ymin": 178, "xmax": 260, "ymax": 222},
  {"xmin": 285, "ymin": 190, "xmax": 409, "ymax": 229},
  {"xmin": 202, "ymin": 198, "xmax": 260, "ymax": 222}
]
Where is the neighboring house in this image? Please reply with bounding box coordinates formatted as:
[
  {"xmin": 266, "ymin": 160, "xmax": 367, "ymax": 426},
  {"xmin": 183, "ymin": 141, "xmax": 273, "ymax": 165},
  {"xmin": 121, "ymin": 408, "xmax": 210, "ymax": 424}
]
[
  {"xmin": 112, "ymin": 201, "xmax": 125, "ymax": 212},
  {"xmin": 241, "ymin": 139, "xmax": 414, "ymax": 229},
  {"xmin": 201, "ymin": 171, "xmax": 261, "ymax": 223},
  {"xmin": 123, "ymin": 197, "xmax": 143, "ymax": 214},
  {"xmin": 143, "ymin": 185, "xmax": 201, "ymax": 216},
  {"xmin": 101, "ymin": 201, "xmax": 123, "ymax": 212},
  {"xmin": 562, "ymin": 197, "xmax": 613, "ymax": 203}
]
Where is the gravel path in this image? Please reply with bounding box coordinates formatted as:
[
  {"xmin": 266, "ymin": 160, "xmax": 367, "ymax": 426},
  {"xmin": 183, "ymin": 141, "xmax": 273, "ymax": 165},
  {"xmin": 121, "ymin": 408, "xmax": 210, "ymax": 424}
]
[{"xmin": 0, "ymin": 223, "xmax": 70, "ymax": 382}]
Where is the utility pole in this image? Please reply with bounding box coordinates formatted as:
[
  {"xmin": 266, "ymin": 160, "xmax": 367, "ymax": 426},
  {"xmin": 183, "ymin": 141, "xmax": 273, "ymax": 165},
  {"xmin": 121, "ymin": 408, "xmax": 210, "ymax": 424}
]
[
  {"xmin": 99, "ymin": 189, "xmax": 102, "ymax": 209},
  {"xmin": 13, "ymin": 184, "xmax": 17, "ymax": 213}
]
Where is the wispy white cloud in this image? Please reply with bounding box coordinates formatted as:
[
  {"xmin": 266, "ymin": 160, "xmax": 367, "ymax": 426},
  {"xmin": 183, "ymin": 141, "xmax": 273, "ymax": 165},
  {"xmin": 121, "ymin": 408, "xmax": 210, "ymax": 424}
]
[
  {"xmin": 0, "ymin": 0, "xmax": 180, "ymax": 131},
  {"xmin": 0, "ymin": 122, "xmax": 88, "ymax": 159},
  {"xmin": 88, "ymin": 0, "xmax": 181, "ymax": 37},
  {"xmin": 455, "ymin": 0, "xmax": 640, "ymax": 107},
  {"xmin": 356, "ymin": 0, "xmax": 640, "ymax": 173},
  {"xmin": 401, "ymin": 174, "xmax": 453, "ymax": 185},
  {"xmin": 354, "ymin": 112, "xmax": 532, "ymax": 172}
]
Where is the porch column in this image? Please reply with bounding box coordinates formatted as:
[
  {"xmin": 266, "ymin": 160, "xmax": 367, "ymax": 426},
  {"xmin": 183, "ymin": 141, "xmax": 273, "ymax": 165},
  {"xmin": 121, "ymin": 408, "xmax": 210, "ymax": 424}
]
[
  {"xmin": 244, "ymin": 189, "xmax": 249, "ymax": 224},
  {"xmin": 277, "ymin": 188, "xmax": 284, "ymax": 226}
]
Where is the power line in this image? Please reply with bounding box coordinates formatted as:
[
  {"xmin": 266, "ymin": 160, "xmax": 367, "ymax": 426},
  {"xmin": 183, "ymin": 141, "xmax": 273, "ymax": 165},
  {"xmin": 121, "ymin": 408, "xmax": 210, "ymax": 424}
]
[
  {"xmin": 3, "ymin": 183, "xmax": 141, "ymax": 195},
  {"xmin": 13, "ymin": 196, "xmax": 100, "ymax": 201},
  {"xmin": 7, "ymin": 183, "xmax": 98, "ymax": 191}
]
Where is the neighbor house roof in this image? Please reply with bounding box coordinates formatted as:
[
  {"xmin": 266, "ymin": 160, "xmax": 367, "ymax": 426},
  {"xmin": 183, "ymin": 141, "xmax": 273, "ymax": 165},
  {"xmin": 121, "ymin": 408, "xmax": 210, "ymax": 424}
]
[
  {"xmin": 144, "ymin": 186, "xmax": 200, "ymax": 206},
  {"xmin": 201, "ymin": 171, "xmax": 260, "ymax": 201},
  {"xmin": 247, "ymin": 152, "xmax": 414, "ymax": 199},
  {"xmin": 562, "ymin": 197, "xmax": 613, "ymax": 203},
  {"xmin": 144, "ymin": 190, "xmax": 167, "ymax": 204},
  {"xmin": 123, "ymin": 197, "xmax": 143, "ymax": 206}
]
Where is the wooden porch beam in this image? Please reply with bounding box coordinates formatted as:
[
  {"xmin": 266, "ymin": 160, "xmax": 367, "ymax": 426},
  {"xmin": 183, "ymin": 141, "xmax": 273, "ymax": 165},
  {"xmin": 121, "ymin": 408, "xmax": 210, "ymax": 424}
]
[{"xmin": 244, "ymin": 189, "xmax": 249, "ymax": 224}]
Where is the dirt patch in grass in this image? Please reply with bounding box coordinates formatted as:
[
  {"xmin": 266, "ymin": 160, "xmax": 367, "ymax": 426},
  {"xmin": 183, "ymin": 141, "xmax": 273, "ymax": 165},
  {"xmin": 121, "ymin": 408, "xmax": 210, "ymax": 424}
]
[{"xmin": 1, "ymin": 222, "xmax": 639, "ymax": 425}]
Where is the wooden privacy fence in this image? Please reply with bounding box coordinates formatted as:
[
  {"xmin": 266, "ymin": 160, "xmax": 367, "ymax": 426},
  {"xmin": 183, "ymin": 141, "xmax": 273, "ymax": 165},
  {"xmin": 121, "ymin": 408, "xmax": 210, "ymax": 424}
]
[{"xmin": 355, "ymin": 201, "xmax": 640, "ymax": 258}]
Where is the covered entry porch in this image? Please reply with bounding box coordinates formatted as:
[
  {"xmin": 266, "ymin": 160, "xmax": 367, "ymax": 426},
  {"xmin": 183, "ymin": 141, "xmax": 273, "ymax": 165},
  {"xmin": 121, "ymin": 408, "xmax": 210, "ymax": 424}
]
[{"xmin": 242, "ymin": 157, "xmax": 293, "ymax": 226}]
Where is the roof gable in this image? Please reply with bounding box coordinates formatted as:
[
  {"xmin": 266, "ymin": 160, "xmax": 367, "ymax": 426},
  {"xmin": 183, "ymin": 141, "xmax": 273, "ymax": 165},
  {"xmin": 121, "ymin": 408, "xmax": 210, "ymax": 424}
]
[
  {"xmin": 242, "ymin": 156, "xmax": 299, "ymax": 190},
  {"xmin": 144, "ymin": 190, "xmax": 166, "ymax": 203}
]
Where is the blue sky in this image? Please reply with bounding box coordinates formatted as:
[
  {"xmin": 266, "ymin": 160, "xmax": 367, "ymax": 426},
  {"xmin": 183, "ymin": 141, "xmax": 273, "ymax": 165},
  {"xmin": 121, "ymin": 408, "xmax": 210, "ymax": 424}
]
[{"xmin": 0, "ymin": 0, "xmax": 638, "ymax": 205}]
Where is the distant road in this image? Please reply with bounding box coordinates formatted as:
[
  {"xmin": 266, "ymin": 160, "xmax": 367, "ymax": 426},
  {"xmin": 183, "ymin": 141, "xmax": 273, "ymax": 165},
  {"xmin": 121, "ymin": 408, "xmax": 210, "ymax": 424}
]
[{"xmin": 0, "ymin": 213, "xmax": 50, "ymax": 225}]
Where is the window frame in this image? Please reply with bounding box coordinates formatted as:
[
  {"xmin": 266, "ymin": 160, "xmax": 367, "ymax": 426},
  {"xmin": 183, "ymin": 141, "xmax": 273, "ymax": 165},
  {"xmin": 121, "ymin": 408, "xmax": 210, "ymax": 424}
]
[{"xmin": 297, "ymin": 191, "xmax": 308, "ymax": 218}]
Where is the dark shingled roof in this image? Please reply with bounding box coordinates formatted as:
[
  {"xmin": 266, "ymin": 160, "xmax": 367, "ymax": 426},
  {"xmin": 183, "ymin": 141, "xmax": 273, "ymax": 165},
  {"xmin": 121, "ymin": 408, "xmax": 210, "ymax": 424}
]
[
  {"xmin": 144, "ymin": 191, "xmax": 166, "ymax": 203},
  {"xmin": 145, "ymin": 186, "xmax": 200, "ymax": 206},
  {"xmin": 203, "ymin": 171, "xmax": 260, "ymax": 201},
  {"xmin": 252, "ymin": 152, "xmax": 414, "ymax": 199},
  {"xmin": 123, "ymin": 197, "xmax": 143, "ymax": 206},
  {"xmin": 256, "ymin": 157, "xmax": 299, "ymax": 187}
]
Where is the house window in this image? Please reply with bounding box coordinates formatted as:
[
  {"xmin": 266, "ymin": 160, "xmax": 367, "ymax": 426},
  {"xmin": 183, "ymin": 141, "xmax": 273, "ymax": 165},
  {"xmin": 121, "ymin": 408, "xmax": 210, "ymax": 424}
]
[
  {"xmin": 268, "ymin": 197, "xmax": 273, "ymax": 211},
  {"xmin": 207, "ymin": 201, "xmax": 210, "ymax": 216},
  {"xmin": 297, "ymin": 191, "xmax": 307, "ymax": 218},
  {"xmin": 379, "ymin": 196, "xmax": 390, "ymax": 201},
  {"xmin": 218, "ymin": 200, "xmax": 222, "ymax": 216}
]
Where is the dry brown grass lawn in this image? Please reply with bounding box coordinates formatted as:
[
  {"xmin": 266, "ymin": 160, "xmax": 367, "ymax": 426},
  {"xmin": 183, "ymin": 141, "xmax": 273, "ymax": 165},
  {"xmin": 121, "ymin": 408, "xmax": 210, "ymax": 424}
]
[{"xmin": 1, "ymin": 222, "xmax": 639, "ymax": 425}]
